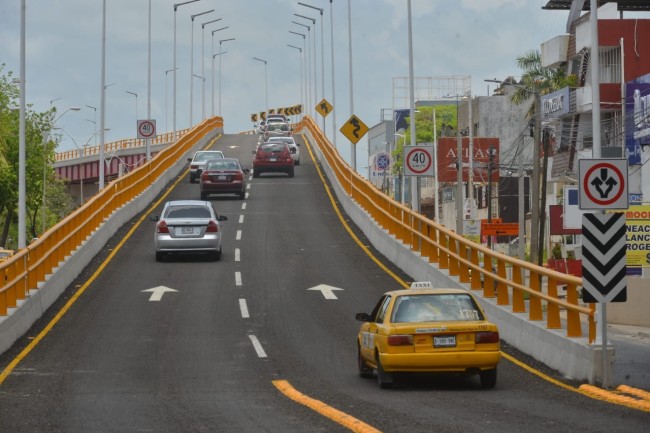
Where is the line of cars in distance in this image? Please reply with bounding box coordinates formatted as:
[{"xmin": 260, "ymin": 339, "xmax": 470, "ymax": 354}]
[{"xmin": 254, "ymin": 114, "xmax": 300, "ymax": 177}]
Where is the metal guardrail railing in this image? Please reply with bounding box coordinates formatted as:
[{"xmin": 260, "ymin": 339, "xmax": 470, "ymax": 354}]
[
  {"xmin": 54, "ymin": 128, "xmax": 192, "ymax": 162},
  {"xmin": 300, "ymin": 115, "xmax": 595, "ymax": 342},
  {"xmin": 0, "ymin": 118, "xmax": 222, "ymax": 317}
]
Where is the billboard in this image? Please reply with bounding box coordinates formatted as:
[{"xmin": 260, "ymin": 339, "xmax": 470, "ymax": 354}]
[
  {"xmin": 437, "ymin": 137, "xmax": 500, "ymax": 183},
  {"xmin": 625, "ymin": 73, "xmax": 650, "ymax": 165}
]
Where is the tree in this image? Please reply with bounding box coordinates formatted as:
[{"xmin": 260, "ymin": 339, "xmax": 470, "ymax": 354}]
[{"xmin": 0, "ymin": 64, "xmax": 74, "ymax": 248}]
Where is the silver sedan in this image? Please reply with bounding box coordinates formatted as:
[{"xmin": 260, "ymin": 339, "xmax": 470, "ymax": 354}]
[{"xmin": 151, "ymin": 200, "xmax": 227, "ymax": 261}]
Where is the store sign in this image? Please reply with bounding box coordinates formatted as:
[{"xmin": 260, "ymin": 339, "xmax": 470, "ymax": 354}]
[{"xmin": 541, "ymin": 87, "xmax": 570, "ymax": 119}]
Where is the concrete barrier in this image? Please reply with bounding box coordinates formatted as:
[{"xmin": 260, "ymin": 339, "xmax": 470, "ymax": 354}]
[
  {"xmin": 0, "ymin": 129, "xmax": 220, "ymax": 355},
  {"xmin": 302, "ymin": 128, "xmax": 612, "ymax": 384}
]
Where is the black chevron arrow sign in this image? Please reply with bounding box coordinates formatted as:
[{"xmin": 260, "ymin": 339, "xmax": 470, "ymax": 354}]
[{"xmin": 581, "ymin": 212, "xmax": 627, "ymax": 303}]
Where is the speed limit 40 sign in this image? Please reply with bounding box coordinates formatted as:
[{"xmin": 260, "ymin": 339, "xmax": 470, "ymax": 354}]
[
  {"xmin": 404, "ymin": 146, "xmax": 434, "ymax": 177},
  {"xmin": 137, "ymin": 119, "xmax": 157, "ymax": 140}
]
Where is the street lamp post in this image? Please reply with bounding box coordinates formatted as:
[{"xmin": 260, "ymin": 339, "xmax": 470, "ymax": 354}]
[
  {"xmin": 294, "ymin": 13, "xmax": 316, "ymax": 119},
  {"xmin": 287, "ymin": 44, "xmax": 304, "ymax": 119},
  {"xmin": 125, "ymin": 90, "xmax": 138, "ymax": 121},
  {"xmin": 41, "ymin": 107, "xmax": 81, "ymax": 233},
  {"xmin": 298, "ymin": 3, "xmax": 325, "ymax": 134},
  {"xmin": 252, "ymin": 57, "xmax": 268, "ymax": 113},
  {"xmin": 210, "ymin": 26, "xmax": 229, "ymax": 116},
  {"xmin": 173, "ymin": 0, "xmax": 201, "ymax": 141},
  {"xmin": 201, "ymin": 18, "xmax": 222, "ymax": 120},
  {"xmin": 211, "ymin": 51, "xmax": 227, "ymax": 117},
  {"xmin": 291, "ymin": 21, "xmax": 311, "ymax": 116},
  {"xmin": 189, "ymin": 9, "xmax": 215, "ymax": 127},
  {"xmin": 165, "ymin": 68, "xmax": 177, "ymax": 133},
  {"xmin": 219, "ymin": 38, "xmax": 235, "ymax": 115}
]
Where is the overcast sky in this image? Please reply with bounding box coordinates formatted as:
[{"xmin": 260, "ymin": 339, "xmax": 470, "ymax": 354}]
[{"xmin": 2, "ymin": 1, "xmax": 644, "ymax": 162}]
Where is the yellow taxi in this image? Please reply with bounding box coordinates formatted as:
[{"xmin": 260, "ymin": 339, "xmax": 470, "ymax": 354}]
[{"xmin": 356, "ymin": 283, "xmax": 501, "ymax": 388}]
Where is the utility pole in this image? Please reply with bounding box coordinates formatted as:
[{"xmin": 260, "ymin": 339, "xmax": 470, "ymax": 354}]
[
  {"xmin": 487, "ymin": 144, "xmax": 495, "ymax": 249},
  {"xmin": 530, "ymin": 93, "xmax": 542, "ymax": 264}
]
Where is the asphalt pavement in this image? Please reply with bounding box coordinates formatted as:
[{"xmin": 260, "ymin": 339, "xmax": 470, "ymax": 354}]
[{"xmin": 608, "ymin": 322, "xmax": 650, "ymax": 390}]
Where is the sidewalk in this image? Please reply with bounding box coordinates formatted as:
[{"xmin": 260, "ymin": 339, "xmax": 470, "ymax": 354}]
[{"xmin": 607, "ymin": 323, "xmax": 650, "ymax": 390}]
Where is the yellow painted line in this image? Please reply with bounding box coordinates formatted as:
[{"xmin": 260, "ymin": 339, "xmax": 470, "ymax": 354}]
[
  {"xmin": 0, "ymin": 135, "xmax": 222, "ymax": 386},
  {"xmin": 272, "ymin": 380, "xmax": 382, "ymax": 433},
  {"xmin": 300, "ymin": 132, "xmax": 650, "ymax": 413}
]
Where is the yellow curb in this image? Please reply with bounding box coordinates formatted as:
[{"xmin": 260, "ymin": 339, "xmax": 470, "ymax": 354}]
[{"xmin": 272, "ymin": 380, "xmax": 382, "ymax": 433}]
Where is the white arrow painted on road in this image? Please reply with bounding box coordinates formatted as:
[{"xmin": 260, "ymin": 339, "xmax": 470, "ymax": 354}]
[
  {"xmin": 141, "ymin": 286, "xmax": 178, "ymax": 302},
  {"xmin": 307, "ymin": 284, "xmax": 344, "ymax": 300}
]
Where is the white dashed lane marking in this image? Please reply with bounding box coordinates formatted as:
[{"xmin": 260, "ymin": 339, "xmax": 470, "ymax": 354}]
[
  {"xmin": 235, "ymin": 248, "xmax": 241, "ymax": 262},
  {"xmin": 249, "ymin": 335, "xmax": 267, "ymax": 358},
  {"xmin": 235, "ymin": 272, "xmax": 242, "ymax": 287},
  {"xmin": 239, "ymin": 215, "xmax": 244, "ymax": 224},
  {"xmin": 236, "ymin": 230, "xmax": 242, "ymax": 240},
  {"xmin": 239, "ymin": 299, "xmax": 250, "ymax": 318}
]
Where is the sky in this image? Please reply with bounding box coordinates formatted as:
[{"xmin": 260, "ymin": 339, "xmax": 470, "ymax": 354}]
[{"xmin": 1, "ymin": 0, "xmax": 641, "ymax": 164}]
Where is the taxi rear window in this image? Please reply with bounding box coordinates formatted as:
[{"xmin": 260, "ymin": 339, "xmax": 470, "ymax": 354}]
[{"xmin": 391, "ymin": 294, "xmax": 484, "ymax": 323}]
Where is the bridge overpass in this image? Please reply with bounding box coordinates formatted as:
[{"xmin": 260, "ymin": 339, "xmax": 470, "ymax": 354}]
[{"xmin": 2, "ymin": 114, "xmax": 602, "ymax": 381}]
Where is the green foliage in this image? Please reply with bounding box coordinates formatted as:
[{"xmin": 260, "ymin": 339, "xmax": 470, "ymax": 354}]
[
  {"xmin": 391, "ymin": 105, "xmax": 458, "ymax": 175},
  {"xmin": 0, "ymin": 64, "xmax": 72, "ymax": 248}
]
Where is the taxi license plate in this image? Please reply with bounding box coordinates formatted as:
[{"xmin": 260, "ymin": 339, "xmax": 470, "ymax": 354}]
[{"xmin": 434, "ymin": 336, "xmax": 456, "ymax": 348}]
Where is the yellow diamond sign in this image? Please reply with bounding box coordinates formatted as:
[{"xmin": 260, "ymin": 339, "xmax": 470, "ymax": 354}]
[
  {"xmin": 315, "ymin": 99, "xmax": 333, "ymax": 118},
  {"xmin": 340, "ymin": 114, "xmax": 368, "ymax": 145}
]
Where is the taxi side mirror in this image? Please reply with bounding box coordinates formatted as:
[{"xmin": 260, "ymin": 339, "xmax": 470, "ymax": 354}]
[{"xmin": 355, "ymin": 313, "xmax": 371, "ymax": 322}]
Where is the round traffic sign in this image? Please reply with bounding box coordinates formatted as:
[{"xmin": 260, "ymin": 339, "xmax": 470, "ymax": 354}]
[
  {"xmin": 375, "ymin": 152, "xmax": 391, "ymax": 170},
  {"xmin": 138, "ymin": 120, "xmax": 156, "ymax": 139},
  {"xmin": 582, "ymin": 162, "xmax": 625, "ymax": 206},
  {"xmin": 405, "ymin": 147, "xmax": 432, "ymax": 175}
]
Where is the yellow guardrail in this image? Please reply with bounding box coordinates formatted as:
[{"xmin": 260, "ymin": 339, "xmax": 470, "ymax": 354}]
[
  {"xmin": 54, "ymin": 128, "xmax": 192, "ymax": 161},
  {"xmin": 0, "ymin": 117, "xmax": 222, "ymax": 316},
  {"xmin": 301, "ymin": 115, "xmax": 596, "ymax": 342}
]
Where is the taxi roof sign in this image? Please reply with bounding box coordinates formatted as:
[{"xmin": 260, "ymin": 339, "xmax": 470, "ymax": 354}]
[{"xmin": 410, "ymin": 281, "xmax": 433, "ymax": 290}]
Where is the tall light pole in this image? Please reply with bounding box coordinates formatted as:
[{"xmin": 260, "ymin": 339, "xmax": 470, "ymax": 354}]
[
  {"xmin": 219, "ymin": 38, "xmax": 235, "ymax": 115},
  {"xmin": 252, "ymin": 57, "xmax": 268, "ymax": 113},
  {"xmin": 406, "ymin": 0, "xmax": 418, "ymax": 212},
  {"xmin": 348, "ymin": 0, "xmax": 355, "ymax": 164},
  {"xmin": 173, "ymin": 0, "xmax": 201, "ymax": 140},
  {"xmin": 211, "ymin": 26, "xmax": 229, "ymax": 115},
  {"xmin": 165, "ymin": 68, "xmax": 177, "ymax": 133},
  {"xmin": 189, "ymin": 9, "xmax": 215, "ymax": 127},
  {"xmin": 298, "ymin": 3, "xmax": 325, "ymax": 134},
  {"xmin": 211, "ymin": 51, "xmax": 227, "ymax": 117},
  {"xmin": 125, "ymin": 90, "xmax": 138, "ymax": 121},
  {"xmin": 201, "ymin": 17, "xmax": 222, "ymax": 120},
  {"xmin": 294, "ymin": 13, "xmax": 316, "ymax": 119},
  {"xmin": 287, "ymin": 44, "xmax": 304, "ymax": 119},
  {"xmin": 41, "ymin": 107, "xmax": 81, "ymax": 233},
  {"xmin": 146, "ymin": 0, "xmax": 152, "ymax": 161},
  {"xmin": 289, "ymin": 31, "xmax": 307, "ymax": 114},
  {"xmin": 291, "ymin": 21, "xmax": 311, "ymax": 115},
  {"xmin": 99, "ymin": 0, "xmax": 107, "ymax": 190}
]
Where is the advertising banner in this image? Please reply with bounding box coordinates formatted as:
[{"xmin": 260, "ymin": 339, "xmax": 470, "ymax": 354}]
[
  {"xmin": 437, "ymin": 137, "xmax": 500, "ymax": 183},
  {"xmin": 626, "ymin": 205, "xmax": 650, "ymax": 275},
  {"xmin": 625, "ymin": 73, "xmax": 650, "ymax": 165}
]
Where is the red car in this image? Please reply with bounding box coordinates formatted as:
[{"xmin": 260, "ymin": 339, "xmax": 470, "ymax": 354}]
[
  {"xmin": 199, "ymin": 158, "xmax": 249, "ymax": 200},
  {"xmin": 252, "ymin": 142, "xmax": 294, "ymax": 178}
]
